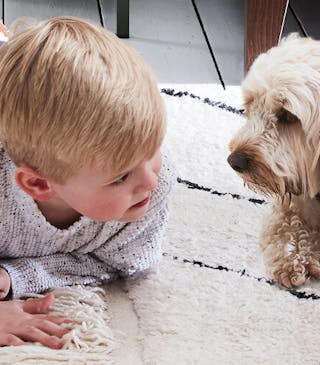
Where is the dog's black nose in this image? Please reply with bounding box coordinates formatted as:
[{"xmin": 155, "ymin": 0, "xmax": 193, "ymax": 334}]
[{"xmin": 227, "ymin": 152, "xmax": 250, "ymax": 173}]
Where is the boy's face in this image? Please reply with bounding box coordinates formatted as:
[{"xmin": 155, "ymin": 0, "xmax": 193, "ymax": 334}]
[{"xmin": 50, "ymin": 149, "xmax": 162, "ymax": 222}]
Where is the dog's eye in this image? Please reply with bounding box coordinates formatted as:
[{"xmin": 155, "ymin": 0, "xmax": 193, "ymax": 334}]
[{"xmin": 276, "ymin": 108, "xmax": 299, "ymax": 124}]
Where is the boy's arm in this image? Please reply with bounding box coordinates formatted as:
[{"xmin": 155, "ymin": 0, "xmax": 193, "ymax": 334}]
[
  {"xmin": 0, "ymin": 197, "xmax": 169, "ymax": 299},
  {"xmin": 0, "ymin": 252, "xmax": 116, "ymax": 299}
]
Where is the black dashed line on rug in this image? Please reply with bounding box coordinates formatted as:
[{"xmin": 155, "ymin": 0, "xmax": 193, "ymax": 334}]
[
  {"xmin": 160, "ymin": 88, "xmax": 245, "ymax": 116},
  {"xmin": 162, "ymin": 88, "xmax": 320, "ymax": 301},
  {"xmin": 162, "ymin": 252, "xmax": 320, "ymax": 301},
  {"xmin": 177, "ymin": 177, "xmax": 267, "ymax": 205}
]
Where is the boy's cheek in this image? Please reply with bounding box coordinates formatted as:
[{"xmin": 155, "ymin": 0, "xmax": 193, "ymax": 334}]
[{"xmin": 154, "ymin": 152, "xmax": 163, "ymax": 175}]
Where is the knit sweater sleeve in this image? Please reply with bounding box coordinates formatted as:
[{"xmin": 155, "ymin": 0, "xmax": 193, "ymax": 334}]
[
  {"xmin": 0, "ymin": 152, "xmax": 175, "ymax": 299},
  {"xmin": 0, "ymin": 253, "xmax": 114, "ymax": 299},
  {"xmin": 0, "ymin": 204, "xmax": 170, "ymax": 299}
]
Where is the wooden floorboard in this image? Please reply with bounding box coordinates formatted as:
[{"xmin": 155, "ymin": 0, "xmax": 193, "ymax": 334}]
[
  {"xmin": 3, "ymin": 0, "xmax": 318, "ymax": 86},
  {"xmin": 196, "ymin": 0, "xmax": 245, "ymax": 85},
  {"xmin": 103, "ymin": 0, "xmax": 220, "ymax": 84},
  {"xmin": 4, "ymin": 0, "xmax": 101, "ymax": 27},
  {"xmin": 246, "ymin": 0, "xmax": 289, "ymax": 71}
]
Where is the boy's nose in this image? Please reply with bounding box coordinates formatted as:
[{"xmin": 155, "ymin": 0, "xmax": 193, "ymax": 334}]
[{"xmin": 135, "ymin": 169, "xmax": 158, "ymax": 194}]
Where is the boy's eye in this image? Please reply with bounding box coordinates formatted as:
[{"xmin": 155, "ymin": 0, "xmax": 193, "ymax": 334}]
[{"xmin": 113, "ymin": 174, "xmax": 129, "ymax": 184}]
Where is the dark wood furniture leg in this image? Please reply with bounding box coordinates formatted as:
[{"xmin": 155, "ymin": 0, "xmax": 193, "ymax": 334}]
[
  {"xmin": 117, "ymin": 0, "xmax": 129, "ymax": 38},
  {"xmin": 246, "ymin": 0, "xmax": 289, "ymax": 71}
]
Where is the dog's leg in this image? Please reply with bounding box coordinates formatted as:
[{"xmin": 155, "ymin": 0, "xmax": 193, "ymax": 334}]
[{"xmin": 260, "ymin": 202, "xmax": 320, "ymax": 288}]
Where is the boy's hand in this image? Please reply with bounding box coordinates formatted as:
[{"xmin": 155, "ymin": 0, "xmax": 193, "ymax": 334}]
[
  {"xmin": 0, "ymin": 268, "xmax": 11, "ymax": 300},
  {"xmin": 0, "ymin": 294, "xmax": 74, "ymax": 348}
]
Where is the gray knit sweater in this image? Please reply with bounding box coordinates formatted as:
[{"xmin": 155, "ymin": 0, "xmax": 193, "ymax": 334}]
[{"xmin": 0, "ymin": 146, "xmax": 175, "ymax": 299}]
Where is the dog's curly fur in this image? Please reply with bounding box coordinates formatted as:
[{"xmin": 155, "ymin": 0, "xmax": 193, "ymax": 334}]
[{"xmin": 228, "ymin": 34, "xmax": 320, "ymax": 288}]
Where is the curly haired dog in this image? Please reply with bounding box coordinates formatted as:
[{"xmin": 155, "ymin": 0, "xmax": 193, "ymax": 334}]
[{"xmin": 228, "ymin": 34, "xmax": 320, "ymax": 288}]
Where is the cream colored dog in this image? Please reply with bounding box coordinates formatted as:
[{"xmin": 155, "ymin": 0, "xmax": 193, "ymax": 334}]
[{"xmin": 228, "ymin": 34, "xmax": 320, "ymax": 288}]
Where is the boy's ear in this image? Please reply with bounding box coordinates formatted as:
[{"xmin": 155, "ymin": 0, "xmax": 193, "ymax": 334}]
[{"xmin": 14, "ymin": 166, "xmax": 55, "ymax": 201}]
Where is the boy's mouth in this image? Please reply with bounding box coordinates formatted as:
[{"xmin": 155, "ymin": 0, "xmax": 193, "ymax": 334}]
[{"xmin": 131, "ymin": 195, "xmax": 150, "ymax": 208}]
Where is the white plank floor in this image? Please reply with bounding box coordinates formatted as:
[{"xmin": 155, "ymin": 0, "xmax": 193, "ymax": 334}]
[
  {"xmin": 196, "ymin": 0, "xmax": 245, "ymax": 86},
  {"xmin": 1, "ymin": 0, "xmax": 228, "ymax": 85},
  {"xmin": 4, "ymin": 0, "xmax": 101, "ymax": 25},
  {"xmin": 117, "ymin": 0, "xmax": 220, "ymax": 84},
  {"xmin": 1, "ymin": 0, "xmax": 318, "ymax": 86}
]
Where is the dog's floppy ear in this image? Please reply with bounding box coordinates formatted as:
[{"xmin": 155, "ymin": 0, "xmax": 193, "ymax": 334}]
[
  {"xmin": 242, "ymin": 91, "xmax": 255, "ymax": 115},
  {"xmin": 278, "ymin": 95, "xmax": 320, "ymax": 172},
  {"xmin": 276, "ymin": 107, "xmax": 300, "ymax": 124}
]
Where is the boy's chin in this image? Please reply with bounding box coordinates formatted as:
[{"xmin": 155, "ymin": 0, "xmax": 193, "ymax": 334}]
[{"xmin": 118, "ymin": 206, "xmax": 149, "ymax": 222}]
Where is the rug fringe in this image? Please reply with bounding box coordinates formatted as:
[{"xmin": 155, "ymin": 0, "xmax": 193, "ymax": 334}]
[{"xmin": 0, "ymin": 285, "xmax": 116, "ymax": 365}]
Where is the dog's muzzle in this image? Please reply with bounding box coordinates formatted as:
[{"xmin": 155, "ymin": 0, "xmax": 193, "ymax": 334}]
[{"xmin": 227, "ymin": 152, "xmax": 250, "ymax": 173}]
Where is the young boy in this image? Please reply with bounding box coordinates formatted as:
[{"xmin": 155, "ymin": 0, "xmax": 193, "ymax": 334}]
[{"xmin": 0, "ymin": 17, "xmax": 174, "ymax": 349}]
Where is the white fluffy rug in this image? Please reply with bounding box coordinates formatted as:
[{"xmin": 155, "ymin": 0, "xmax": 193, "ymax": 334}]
[{"xmin": 2, "ymin": 84, "xmax": 320, "ymax": 365}]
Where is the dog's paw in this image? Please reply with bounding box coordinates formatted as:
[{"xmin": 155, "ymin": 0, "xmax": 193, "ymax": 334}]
[{"xmin": 274, "ymin": 256, "xmax": 320, "ymax": 288}]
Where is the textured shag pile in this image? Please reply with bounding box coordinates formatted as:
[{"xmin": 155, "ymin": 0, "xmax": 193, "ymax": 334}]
[{"xmin": 2, "ymin": 84, "xmax": 320, "ymax": 365}]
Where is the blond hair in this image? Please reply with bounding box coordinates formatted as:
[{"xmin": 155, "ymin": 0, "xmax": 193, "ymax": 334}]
[{"xmin": 0, "ymin": 17, "xmax": 165, "ymax": 182}]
